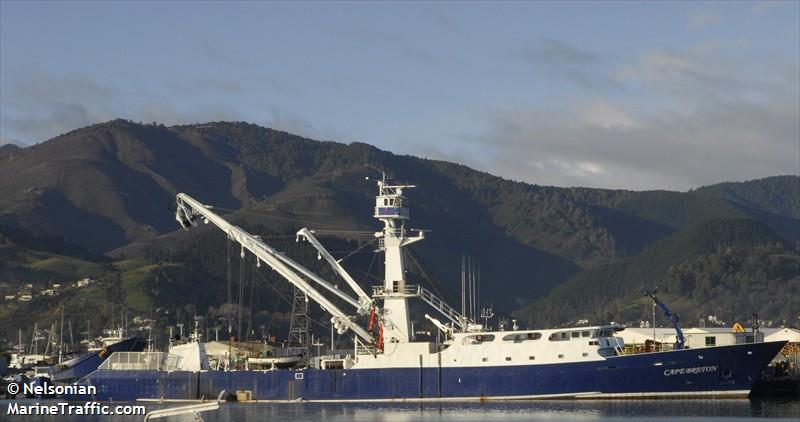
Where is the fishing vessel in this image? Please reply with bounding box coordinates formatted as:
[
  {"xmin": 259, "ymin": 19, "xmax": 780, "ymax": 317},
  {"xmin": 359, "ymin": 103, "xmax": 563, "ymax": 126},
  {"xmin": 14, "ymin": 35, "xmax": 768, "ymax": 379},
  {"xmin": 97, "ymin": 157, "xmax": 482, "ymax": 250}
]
[
  {"xmin": 69, "ymin": 176, "xmax": 786, "ymax": 402},
  {"xmin": 49, "ymin": 335, "xmax": 147, "ymax": 382}
]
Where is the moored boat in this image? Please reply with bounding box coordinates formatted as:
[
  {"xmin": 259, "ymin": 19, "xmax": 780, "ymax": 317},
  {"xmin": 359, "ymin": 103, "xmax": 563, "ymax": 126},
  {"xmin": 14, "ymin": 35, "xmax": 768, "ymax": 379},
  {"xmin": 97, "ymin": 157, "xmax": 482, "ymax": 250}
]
[{"xmin": 49, "ymin": 335, "xmax": 148, "ymax": 382}]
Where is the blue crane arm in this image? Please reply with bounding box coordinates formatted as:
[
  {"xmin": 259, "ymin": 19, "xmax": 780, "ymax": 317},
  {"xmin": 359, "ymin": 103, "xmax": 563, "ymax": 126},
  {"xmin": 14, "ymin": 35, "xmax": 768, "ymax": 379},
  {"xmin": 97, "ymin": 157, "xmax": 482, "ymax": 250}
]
[{"xmin": 645, "ymin": 289, "xmax": 686, "ymax": 350}]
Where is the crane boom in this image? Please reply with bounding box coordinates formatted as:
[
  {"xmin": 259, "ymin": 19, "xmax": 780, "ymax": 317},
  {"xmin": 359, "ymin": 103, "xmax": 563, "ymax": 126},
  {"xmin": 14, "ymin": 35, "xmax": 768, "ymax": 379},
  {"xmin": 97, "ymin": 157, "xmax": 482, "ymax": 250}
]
[
  {"xmin": 296, "ymin": 228, "xmax": 373, "ymax": 314},
  {"xmin": 175, "ymin": 193, "xmax": 374, "ymax": 344},
  {"xmin": 645, "ymin": 288, "xmax": 685, "ymax": 350}
]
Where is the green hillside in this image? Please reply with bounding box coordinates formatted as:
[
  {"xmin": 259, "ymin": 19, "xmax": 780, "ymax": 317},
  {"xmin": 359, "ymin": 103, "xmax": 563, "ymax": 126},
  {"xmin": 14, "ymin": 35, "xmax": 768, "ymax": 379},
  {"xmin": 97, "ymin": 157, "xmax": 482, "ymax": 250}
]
[{"xmin": 514, "ymin": 218, "xmax": 796, "ymax": 327}]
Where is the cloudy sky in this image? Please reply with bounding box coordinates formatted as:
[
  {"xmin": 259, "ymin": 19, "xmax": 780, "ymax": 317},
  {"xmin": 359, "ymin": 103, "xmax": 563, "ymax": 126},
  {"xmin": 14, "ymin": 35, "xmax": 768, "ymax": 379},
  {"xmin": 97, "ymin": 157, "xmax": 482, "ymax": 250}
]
[{"xmin": 1, "ymin": 1, "xmax": 798, "ymax": 190}]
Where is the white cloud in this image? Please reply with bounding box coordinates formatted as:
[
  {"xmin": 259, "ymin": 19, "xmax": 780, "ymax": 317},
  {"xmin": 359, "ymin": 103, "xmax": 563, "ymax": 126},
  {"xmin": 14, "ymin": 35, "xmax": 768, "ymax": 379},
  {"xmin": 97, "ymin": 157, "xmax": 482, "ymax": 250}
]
[
  {"xmin": 496, "ymin": 88, "xmax": 794, "ymax": 189},
  {"xmin": 465, "ymin": 39, "xmax": 799, "ymax": 190},
  {"xmin": 616, "ymin": 48, "xmax": 779, "ymax": 104},
  {"xmin": 578, "ymin": 101, "xmax": 641, "ymax": 130},
  {"xmin": 470, "ymin": 92, "xmax": 798, "ymax": 190}
]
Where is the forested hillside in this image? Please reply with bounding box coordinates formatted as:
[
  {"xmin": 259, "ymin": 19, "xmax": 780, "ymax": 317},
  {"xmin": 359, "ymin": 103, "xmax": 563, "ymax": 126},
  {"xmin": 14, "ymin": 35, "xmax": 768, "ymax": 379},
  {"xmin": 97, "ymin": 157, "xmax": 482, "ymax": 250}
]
[
  {"xmin": 0, "ymin": 120, "xmax": 797, "ymax": 347},
  {"xmin": 515, "ymin": 219, "xmax": 799, "ymax": 327}
]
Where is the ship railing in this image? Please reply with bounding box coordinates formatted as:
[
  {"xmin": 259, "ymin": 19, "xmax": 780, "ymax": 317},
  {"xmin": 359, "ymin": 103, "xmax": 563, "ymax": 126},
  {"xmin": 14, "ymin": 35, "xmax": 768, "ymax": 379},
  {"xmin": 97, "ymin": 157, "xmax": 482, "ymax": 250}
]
[
  {"xmin": 370, "ymin": 284, "xmax": 469, "ymax": 330},
  {"xmin": 98, "ymin": 351, "xmax": 186, "ymax": 371},
  {"xmin": 417, "ymin": 285, "xmax": 468, "ymax": 330},
  {"xmin": 354, "ymin": 338, "xmax": 376, "ymax": 356}
]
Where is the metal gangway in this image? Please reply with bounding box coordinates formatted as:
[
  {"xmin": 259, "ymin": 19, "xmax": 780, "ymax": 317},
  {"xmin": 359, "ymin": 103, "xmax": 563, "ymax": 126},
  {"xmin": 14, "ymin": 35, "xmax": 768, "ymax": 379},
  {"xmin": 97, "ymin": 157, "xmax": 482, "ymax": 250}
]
[
  {"xmin": 417, "ymin": 285, "xmax": 469, "ymax": 330},
  {"xmin": 143, "ymin": 390, "xmax": 227, "ymax": 421},
  {"xmin": 372, "ymin": 284, "xmax": 469, "ymax": 331}
]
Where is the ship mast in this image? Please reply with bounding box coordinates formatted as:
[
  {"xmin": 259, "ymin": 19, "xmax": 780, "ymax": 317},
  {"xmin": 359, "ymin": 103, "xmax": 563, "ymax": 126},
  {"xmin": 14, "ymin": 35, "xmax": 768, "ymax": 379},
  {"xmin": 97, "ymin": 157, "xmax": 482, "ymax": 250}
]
[{"xmin": 372, "ymin": 174, "xmax": 424, "ymax": 344}]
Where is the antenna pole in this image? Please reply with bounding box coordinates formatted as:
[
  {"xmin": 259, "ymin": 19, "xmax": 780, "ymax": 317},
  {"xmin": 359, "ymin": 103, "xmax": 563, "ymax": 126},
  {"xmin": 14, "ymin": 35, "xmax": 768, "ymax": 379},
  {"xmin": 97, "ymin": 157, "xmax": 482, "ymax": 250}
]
[
  {"xmin": 652, "ymin": 298, "xmax": 656, "ymax": 347},
  {"xmin": 59, "ymin": 307, "xmax": 64, "ymax": 364},
  {"xmin": 471, "ymin": 257, "xmax": 476, "ymax": 320},
  {"xmin": 471, "ymin": 258, "xmax": 476, "ymax": 320},
  {"xmin": 68, "ymin": 319, "xmax": 74, "ymax": 357},
  {"xmin": 461, "ymin": 254, "xmax": 466, "ymax": 331},
  {"xmin": 31, "ymin": 322, "xmax": 37, "ymax": 354},
  {"xmin": 467, "ymin": 255, "xmax": 472, "ymax": 321}
]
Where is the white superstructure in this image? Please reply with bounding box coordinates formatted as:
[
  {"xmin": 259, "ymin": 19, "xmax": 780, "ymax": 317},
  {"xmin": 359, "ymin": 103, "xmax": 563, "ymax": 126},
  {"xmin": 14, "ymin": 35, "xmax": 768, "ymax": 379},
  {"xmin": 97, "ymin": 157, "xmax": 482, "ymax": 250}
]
[
  {"xmin": 619, "ymin": 327, "xmax": 800, "ymax": 350},
  {"xmin": 371, "ymin": 177, "xmax": 424, "ymax": 344}
]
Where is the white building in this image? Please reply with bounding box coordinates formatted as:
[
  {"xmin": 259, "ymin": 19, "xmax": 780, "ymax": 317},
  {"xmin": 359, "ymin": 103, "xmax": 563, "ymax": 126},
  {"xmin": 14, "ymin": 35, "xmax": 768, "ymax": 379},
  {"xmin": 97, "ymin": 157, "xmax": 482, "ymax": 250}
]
[
  {"xmin": 618, "ymin": 326, "xmax": 800, "ymax": 350},
  {"xmin": 76, "ymin": 278, "xmax": 94, "ymax": 288}
]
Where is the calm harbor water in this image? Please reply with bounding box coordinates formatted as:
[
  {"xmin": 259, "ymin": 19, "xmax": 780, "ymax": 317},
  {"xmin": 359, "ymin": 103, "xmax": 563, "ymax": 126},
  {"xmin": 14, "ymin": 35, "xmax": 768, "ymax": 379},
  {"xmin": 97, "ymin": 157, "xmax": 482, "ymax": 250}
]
[{"xmin": 3, "ymin": 399, "xmax": 800, "ymax": 421}]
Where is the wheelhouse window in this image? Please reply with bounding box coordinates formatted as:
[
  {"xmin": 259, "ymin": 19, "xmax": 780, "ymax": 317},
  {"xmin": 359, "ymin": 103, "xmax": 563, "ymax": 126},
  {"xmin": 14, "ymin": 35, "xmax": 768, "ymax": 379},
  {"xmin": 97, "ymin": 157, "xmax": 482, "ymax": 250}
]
[
  {"xmin": 462, "ymin": 334, "xmax": 495, "ymax": 345},
  {"xmin": 594, "ymin": 329, "xmax": 613, "ymax": 337},
  {"xmin": 548, "ymin": 332, "xmax": 571, "ymax": 341},
  {"xmin": 502, "ymin": 332, "xmax": 542, "ymax": 342},
  {"xmin": 705, "ymin": 336, "xmax": 716, "ymax": 346}
]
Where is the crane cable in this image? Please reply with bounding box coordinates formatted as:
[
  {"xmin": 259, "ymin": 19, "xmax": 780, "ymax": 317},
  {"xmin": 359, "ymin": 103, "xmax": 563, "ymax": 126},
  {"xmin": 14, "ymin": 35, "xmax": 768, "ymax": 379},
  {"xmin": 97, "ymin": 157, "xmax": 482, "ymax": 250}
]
[
  {"xmin": 226, "ymin": 237, "xmax": 233, "ymax": 336},
  {"xmin": 405, "ymin": 249, "xmax": 452, "ymax": 304},
  {"xmin": 253, "ymin": 265, "xmax": 332, "ymax": 330},
  {"xmin": 247, "ymin": 262, "xmax": 257, "ymax": 341},
  {"xmin": 237, "ymin": 252, "xmax": 246, "ymax": 341},
  {"xmin": 335, "ymin": 237, "xmax": 378, "ymax": 264}
]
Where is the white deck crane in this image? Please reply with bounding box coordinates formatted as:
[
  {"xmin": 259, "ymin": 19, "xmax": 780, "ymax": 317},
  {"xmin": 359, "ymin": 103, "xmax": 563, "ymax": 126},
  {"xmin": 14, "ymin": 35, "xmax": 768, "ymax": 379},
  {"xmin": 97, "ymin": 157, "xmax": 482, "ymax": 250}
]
[
  {"xmin": 296, "ymin": 228, "xmax": 374, "ymax": 315},
  {"xmin": 174, "ymin": 193, "xmax": 374, "ymax": 344}
]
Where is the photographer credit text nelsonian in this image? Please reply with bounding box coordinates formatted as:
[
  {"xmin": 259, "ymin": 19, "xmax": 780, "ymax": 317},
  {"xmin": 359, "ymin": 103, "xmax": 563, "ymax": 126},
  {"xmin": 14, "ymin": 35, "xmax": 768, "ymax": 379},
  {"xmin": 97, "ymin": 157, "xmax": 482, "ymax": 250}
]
[{"xmin": 5, "ymin": 383, "xmax": 146, "ymax": 416}]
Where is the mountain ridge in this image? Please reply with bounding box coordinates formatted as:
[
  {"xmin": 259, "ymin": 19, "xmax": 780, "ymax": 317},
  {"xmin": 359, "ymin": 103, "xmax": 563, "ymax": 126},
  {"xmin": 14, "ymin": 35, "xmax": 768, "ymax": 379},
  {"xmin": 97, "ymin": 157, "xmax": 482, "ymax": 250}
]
[{"xmin": 0, "ymin": 119, "xmax": 797, "ymax": 343}]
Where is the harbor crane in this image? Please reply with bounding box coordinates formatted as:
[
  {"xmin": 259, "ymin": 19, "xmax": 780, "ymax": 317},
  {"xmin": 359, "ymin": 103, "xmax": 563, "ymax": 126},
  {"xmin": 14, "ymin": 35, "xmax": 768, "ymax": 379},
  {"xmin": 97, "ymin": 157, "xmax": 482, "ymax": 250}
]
[{"xmin": 644, "ymin": 288, "xmax": 686, "ymax": 350}]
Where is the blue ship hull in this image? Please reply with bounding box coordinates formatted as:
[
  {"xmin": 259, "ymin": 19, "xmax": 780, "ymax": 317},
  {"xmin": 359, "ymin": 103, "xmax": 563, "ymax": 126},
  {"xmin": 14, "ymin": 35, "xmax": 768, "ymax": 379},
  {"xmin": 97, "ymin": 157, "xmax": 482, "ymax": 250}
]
[
  {"xmin": 50, "ymin": 336, "xmax": 147, "ymax": 383},
  {"xmin": 69, "ymin": 341, "xmax": 785, "ymax": 402}
]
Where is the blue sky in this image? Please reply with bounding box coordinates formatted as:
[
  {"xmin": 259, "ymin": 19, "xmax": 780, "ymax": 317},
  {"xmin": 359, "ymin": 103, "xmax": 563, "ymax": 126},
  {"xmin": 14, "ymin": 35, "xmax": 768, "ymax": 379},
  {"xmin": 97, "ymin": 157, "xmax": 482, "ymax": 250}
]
[{"xmin": 1, "ymin": 1, "xmax": 798, "ymax": 190}]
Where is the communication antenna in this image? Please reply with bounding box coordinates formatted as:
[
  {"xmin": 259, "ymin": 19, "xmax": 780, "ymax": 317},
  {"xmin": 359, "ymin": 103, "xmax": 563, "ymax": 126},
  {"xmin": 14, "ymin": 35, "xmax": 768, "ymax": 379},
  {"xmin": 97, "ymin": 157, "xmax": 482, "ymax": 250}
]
[{"xmin": 480, "ymin": 306, "xmax": 494, "ymax": 330}]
